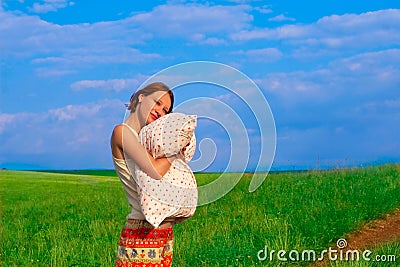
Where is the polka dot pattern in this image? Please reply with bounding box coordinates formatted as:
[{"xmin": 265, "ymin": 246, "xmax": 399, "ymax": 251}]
[{"xmin": 134, "ymin": 113, "xmax": 198, "ymax": 227}]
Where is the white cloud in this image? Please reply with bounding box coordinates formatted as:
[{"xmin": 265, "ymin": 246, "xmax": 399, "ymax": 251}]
[
  {"xmin": 230, "ymin": 23, "xmax": 301, "ymax": 41},
  {"xmin": 1, "ymin": 3, "xmax": 253, "ymax": 75},
  {"xmin": 0, "ymin": 99, "xmax": 125, "ymax": 168},
  {"xmin": 384, "ymin": 99, "xmax": 400, "ymax": 108},
  {"xmin": 0, "ymin": 113, "xmax": 15, "ymax": 134},
  {"xmin": 131, "ymin": 4, "xmax": 253, "ymax": 39},
  {"xmin": 28, "ymin": 0, "xmax": 74, "ymax": 13},
  {"xmin": 2, "ymin": 4, "xmax": 399, "ymax": 72},
  {"xmin": 257, "ymin": 49, "xmax": 400, "ymax": 161},
  {"xmin": 233, "ymin": 47, "xmax": 283, "ymax": 62},
  {"xmin": 230, "ymin": 9, "xmax": 400, "ymax": 52},
  {"xmin": 0, "ymin": 8, "xmax": 161, "ymax": 75},
  {"xmin": 0, "ymin": 11, "xmax": 151, "ymax": 54},
  {"xmin": 1, "ymin": 2, "xmax": 399, "ymax": 169},
  {"xmin": 260, "ymin": 49, "xmax": 400, "ymax": 102},
  {"xmin": 199, "ymin": 37, "xmax": 228, "ymax": 46},
  {"xmin": 269, "ymin": 14, "xmax": 296, "ymax": 22},
  {"xmin": 31, "ymin": 48, "xmax": 161, "ymax": 75},
  {"xmin": 49, "ymin": 104, "xmax": 101, "ymax": 121},
  {"xmin": 0, "ymin": 3, "xmax": 251, "ymax": 68},
  {"xmin": 224, "ymin": 0, "xmax": 262, "ymax": 3},
  {"xmin": 71, "ymin": 78, "xmax": 143, "ymax": 92},
  {"xmin": 254, "ymin": 5, "xmax": 272, "ymax": 14},
  {"xmin": 34, "ymin": 68, "xmax": 76, "ymax": 77},
  {"xmin": 297, "ymin": 9, "xmax": 400, "ymax": 49}
]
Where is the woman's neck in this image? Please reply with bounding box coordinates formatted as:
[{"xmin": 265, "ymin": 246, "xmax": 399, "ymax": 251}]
[{"xmin": 124, "ymin": 113, "xmax": 142, "ymax": 133}]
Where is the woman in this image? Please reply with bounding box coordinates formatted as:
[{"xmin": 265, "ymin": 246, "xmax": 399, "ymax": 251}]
[{"xmin": 111, "ymin": 82, "xmax": 179, "ymax": 267}]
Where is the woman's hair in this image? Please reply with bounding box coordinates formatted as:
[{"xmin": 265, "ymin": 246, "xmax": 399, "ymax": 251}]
[{"xmin": 127, "ymin": 82, "xmax": 174, "ymax": 113}]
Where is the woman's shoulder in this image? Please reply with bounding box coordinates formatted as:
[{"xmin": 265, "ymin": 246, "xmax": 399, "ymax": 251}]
[
  {"xmin": 112, "ymin": 124, "xmax": 124, "ymax": 135},
  {"xmin": 112, "ymin": 123, "xmax": 139, "ymax": 139},
  {"xmin": 111, "ymin": 124, "xmax": 124, "ymax": 158},
  {"xmin": 111, "ymin": 124, "xmax": 124, "ymax": 143},
  {"xmin": 113, "ymin": 123, "xmax": 124, "ymax": 132}
]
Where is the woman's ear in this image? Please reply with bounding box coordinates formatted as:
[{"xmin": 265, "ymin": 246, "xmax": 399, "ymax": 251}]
[{"xmin": 138, "ymin": 94, "xmax": 144, "ymax": 103}]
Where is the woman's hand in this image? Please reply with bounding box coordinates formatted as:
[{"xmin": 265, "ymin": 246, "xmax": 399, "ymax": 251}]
[
  {"xmin": 179, "ymin": 141, "xmax": 191, "ymax": 159},
  {"xmin": 150, "ymin": 154, "xmax": 178, "ymax": 178}
]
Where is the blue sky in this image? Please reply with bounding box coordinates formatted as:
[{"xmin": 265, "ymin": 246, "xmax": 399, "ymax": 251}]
[{"xmin": 0, "ymin": 0, "xmax": 399, "ymax": 171}]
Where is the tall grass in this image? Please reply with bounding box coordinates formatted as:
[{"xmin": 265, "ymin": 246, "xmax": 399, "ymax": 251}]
[
  {"xmin": 0, "ymin": 171, "xmax": 128, "ymax": 266},
  {"xmin": 1, "ymin": 165, "xmax": 399, "ymax": 266},
  {"xmin": 174, "ymin": 165, "xmax": 400, "ymax": 266}
]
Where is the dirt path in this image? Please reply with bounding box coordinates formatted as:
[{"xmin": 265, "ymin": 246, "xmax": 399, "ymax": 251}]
[{"xmin": 312, "ymin": 207, "xmax": 400, "ymax": 266}]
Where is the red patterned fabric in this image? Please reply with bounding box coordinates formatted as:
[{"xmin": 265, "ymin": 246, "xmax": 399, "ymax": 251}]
[{"xmin": 115, "ymin": 220, "xmax": 173, "ymax": 267}]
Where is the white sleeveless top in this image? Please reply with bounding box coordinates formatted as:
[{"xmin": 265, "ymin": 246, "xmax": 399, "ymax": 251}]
[{"xmin": 112, "ymin": 124, "xmax": 146, "ymax": 220}]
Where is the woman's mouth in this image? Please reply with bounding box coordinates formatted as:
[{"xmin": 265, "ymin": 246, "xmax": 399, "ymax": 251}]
[{"xmin": 150, "ymin": 113, "xmax": 158, "ymax": 120}]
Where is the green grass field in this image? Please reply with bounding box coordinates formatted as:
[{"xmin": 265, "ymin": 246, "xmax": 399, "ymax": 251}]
[{"xmin": 1, "ymin": 165, "xmax": 399, "ymax": 266}]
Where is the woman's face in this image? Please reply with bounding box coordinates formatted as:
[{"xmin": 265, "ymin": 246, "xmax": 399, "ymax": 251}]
[{"xmin": 139, "ymin": 91, "xmax": 172, "ymax": 125}]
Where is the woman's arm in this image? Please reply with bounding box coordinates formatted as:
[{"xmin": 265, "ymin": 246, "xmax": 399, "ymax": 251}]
[{"xmin": 111, "ymin": 125, "xmax": 175, "ymax": 179}]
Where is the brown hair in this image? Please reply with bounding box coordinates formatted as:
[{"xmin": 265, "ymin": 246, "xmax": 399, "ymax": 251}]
[{"xmin": 127, "ymin": 82, "xmax": 174, "ymax": 113}]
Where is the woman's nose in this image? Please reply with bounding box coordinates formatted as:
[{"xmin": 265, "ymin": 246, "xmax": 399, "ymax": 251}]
[
  {"xmin": 154, "ymin": 106, "xmax": 164, "ymax": 116},
  {"xmin": 154, "ymin": 107, "xmax": 162, "ymax": 116}
]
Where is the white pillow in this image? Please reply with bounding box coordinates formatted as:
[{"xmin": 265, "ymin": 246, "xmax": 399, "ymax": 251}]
[{"xmin": 135, "ymin": 113, "xmax": 198, "ymax": 227}]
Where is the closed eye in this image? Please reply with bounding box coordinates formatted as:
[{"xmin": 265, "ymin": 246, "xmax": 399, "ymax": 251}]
[{"xmin": 154, "ymin": 99, "xmax": 169, "ymax": 114}]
